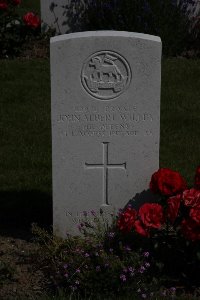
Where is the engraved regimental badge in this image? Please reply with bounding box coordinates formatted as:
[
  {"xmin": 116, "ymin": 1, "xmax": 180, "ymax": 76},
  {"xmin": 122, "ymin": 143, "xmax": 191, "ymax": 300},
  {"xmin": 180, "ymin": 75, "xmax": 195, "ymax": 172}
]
[{"xmin": 81, "ymin": 51, "xmax": 131, "ymax": 100}]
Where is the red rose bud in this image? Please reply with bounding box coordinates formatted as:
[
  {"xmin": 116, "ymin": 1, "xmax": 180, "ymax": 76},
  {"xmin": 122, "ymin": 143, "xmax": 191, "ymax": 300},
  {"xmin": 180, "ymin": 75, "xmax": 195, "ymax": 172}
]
[
  {"xmin": 12, "ymin": 0, "xmax": 21, "ymax": 5},
  {"xmin": 139, "ymin": 203, "xmax": 164, "ymax": 229},
  {"xmin": 166, "ymin": 194, "xmax": 181, "ymax": 224},
  {"xmin": 23, "ymin": 12, "xmax": 41, "ymax": 29},
  {"xmin": 150, "ymin": 168, "xmax": 187, "ymax": 196},
  {"xmin": 0, "ymin": 1, "xmax": 8, "ymax": 10},
  {"xmin": 195, "ymin": 166, "xmax": 200, "ymax": 190},
  {"xmin": 117, "ymin": 207, "xmax": 137, "ymax": 233},
  {"xmin": 183, "ymin": 188, "xmax": 200, "ymax": 207}
]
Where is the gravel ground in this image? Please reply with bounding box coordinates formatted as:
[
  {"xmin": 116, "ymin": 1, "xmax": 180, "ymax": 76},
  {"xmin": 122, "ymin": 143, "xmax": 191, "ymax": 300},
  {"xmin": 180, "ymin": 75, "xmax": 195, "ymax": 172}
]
[{"xmin": 0, "ymin": 234, "xmax": 50, "ymax": 300}]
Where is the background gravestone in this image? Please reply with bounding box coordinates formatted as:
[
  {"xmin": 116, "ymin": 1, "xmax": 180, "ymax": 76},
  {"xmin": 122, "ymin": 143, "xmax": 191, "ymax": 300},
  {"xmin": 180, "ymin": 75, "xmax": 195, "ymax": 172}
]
[
  {"xmin": 51, "ymin": 31, "xmax": 162, "ymax": 237},
  {"xmin": 40, "ymin": 0, "xmax": 69, "ymax": 34}
]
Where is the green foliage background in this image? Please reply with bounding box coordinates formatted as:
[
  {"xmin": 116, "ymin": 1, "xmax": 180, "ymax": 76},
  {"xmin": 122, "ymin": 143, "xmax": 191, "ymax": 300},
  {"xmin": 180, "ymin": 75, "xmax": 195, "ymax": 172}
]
[{"xmin": 65, "ymin": 0, "xmax": 190, "ymax": 56}]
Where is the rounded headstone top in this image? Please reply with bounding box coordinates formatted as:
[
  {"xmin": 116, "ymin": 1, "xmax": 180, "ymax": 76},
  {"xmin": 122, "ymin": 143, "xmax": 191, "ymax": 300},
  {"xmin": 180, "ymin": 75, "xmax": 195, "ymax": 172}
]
[{"xmin": 50, "ymin": 31, "xmax": 161, "ymax": 44}]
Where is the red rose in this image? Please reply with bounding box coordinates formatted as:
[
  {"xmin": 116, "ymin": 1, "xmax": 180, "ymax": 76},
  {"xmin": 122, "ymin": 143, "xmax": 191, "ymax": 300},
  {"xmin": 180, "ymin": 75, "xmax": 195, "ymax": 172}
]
[
  {"xmin": 166, "ymin": 194, "xmax": 181, "ymax": 223},
  {"xmin": 134, "ymin": 220, "xmax": 149, "ymax": 237},
  {"xmin": 189, "ymin": 206, "xmax": 200, "ymax": 225},
  {"xmin": 182, "ymin": 188, "xmax": 200, "ymax": 207},
  {"xmin": 0, "ymin": 1, "xmax": 8, "ymax": 10},
  {"xmin": 23, "ymin": 12, "xmax": 41, "ymax": 29},
  {"xmin": 138, "ymin": 203, "xmax": 164, "ymax": 229},
  {"xmin": 150, "ymin": 168, "xmax": 187, "ymax": 196},
  {"xmin": 181, "ymin": 218, "xmax": 200, "ymax": 241},
  {"xmin": 195, "ymin": 166, "xmax": 200, "ymax": 190},
  {"xmin": 117, "ymin": 207, "xmax": 137, "ymax": 233},
  {"xmin": 12, "ymin": 0, "xmax": 21, "ymax": 5}
]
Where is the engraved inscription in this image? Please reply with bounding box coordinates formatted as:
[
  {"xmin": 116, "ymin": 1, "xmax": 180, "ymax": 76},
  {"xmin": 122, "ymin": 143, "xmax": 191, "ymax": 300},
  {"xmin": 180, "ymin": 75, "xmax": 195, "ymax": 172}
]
[
  {"xmin": 57, "ymin": 104, "xmax": 154, "ymax": 138},
  {"xmin": 81, "ymin": 51, "xmax": 131, "ymax": 100},
  {"xmin": 85, "ymin": 142, "xmax": 126, "ymax": 206}
]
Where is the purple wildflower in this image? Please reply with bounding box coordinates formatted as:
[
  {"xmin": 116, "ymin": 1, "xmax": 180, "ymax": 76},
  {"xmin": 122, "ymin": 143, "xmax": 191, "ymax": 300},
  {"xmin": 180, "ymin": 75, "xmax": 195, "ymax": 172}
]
[
  {"xmin": 143, "ymin": 251, "xmax": 149, "ymax": 258},
  {"xmin": 76, "ymin": 268, "xmax": 80, "ymax": 273},
  {"xmin": 170, "ymin": 287, "xmax": 176, "ymax": 293},
  {"xmin": 120, "ymin": 274, "xmax": 126, "ymax": 282},
  {"xmin": 145, "ymin": 262, "xmax": 150, "ymax": 268},
  {"xmin": 75, "ymin": 248, "xmax": 81, "ymax": 253},
  {"xmin": 70, "ymin": 285, "xmax": 77, "ymax": 292},
  {"xmin": 139, "ymin": 266, "xmax": 146, "ymax": 273},
  {"xmin": 108, "ymin": 232, "xmax": 115, "ymax": 238},
  {"xmin": 85, "ymin": 252, "xmax": 90, "ymax": 257},
  {"xmin": 63, "ymin": 264, "xmax": 68, "ymax": 269},
  {"xmin": 128, "ymin": 266, "xmax": 134, "ymax": 273},
  {"xmin": 161, "ymin": 290, "xmax": 167, "ymax": 297},
  {"xmin": 141, "ymin": 294, "xmax": 147, "ymax": 299},
  {"xmin": 64, "ymin": 273, "xmax": 69, "ymax": 278},
  {"xmin": 124, "ymin": 245, "xmax": 131, "ymax": 251}
]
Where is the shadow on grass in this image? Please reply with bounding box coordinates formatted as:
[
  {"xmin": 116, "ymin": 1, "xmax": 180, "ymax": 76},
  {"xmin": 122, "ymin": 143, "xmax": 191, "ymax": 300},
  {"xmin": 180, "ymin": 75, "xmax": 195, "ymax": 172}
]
[{"xmin": 0, "ymin": 190, "xmax": 52, "ymax": 239}]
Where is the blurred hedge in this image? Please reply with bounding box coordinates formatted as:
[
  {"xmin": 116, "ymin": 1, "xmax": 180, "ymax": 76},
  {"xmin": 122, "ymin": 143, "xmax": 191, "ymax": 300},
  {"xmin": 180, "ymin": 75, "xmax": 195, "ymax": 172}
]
[{"xmin": 63, "ymin": 0, "xmax": 197, "ymax": 56}]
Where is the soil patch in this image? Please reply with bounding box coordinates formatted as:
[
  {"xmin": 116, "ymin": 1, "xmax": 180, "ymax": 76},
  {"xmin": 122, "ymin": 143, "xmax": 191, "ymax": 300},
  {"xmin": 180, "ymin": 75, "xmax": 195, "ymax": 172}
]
[{"xmin": 0, "ymin": 235, "xmax": 51, "ymax": 300}]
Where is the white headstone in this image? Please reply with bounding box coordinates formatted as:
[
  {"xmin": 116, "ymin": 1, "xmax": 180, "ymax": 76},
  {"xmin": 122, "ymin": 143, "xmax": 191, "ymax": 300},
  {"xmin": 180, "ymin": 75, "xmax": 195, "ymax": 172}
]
[
  {"xmin": 40, "ymin": 0, "xmax": 69, "ymax": 34},
  {"xmin": 51, "ymin": 31, "xmax": 162, "ymax": 237}
]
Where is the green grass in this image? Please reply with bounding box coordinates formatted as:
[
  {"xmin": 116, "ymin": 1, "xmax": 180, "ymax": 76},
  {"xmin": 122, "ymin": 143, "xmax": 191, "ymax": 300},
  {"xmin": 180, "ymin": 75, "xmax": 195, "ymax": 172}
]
[
  {"xmin": 0, "ymin": 59, "xmax": 51, "ymax": 192},
  {"xmin": 0, "ymin": 59, "xmax": 51, "ymax": 228},
  {"xmin": 0, "ymin": 58, "xmax": 199, "ymax": 228},
  {"xmin": 160, "ymin": 59, "xmax": 200, "ymax": 185}
]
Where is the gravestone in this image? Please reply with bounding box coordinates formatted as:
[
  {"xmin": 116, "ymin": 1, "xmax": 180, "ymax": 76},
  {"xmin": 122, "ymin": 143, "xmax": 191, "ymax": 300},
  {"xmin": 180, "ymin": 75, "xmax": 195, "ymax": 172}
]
[
  {"xmin": 40, "ymin": 0, "xmax": 69, "ymax": 34},
  {"xmin": 51, "ymin": 31, "xmax": 162, "ymax": 237}
]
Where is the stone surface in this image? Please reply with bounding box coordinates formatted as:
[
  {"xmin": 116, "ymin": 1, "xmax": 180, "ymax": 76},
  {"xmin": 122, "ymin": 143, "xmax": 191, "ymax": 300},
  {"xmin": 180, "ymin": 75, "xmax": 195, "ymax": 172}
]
[
  {"xmin": 40, "ymin": 0, "xmax": 69, "ymax": 34},
  {"xmin": 51, "ymin": 31, "xmax": 162, "ymax": 237}
]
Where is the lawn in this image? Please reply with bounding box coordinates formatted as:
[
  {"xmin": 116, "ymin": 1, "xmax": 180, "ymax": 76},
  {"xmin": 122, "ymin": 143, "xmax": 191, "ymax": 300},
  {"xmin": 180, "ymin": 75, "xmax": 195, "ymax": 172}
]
[
  {"xmin": 0, "ymin": 59, "xmax": 52, "ymax": 230},
  {"xmin": 0, "ymin": 57, "xmax": 200, "ymax": 231},
  {"xmin": 160, "ymin": 59, "xmax": 200, "ymax": 183}
]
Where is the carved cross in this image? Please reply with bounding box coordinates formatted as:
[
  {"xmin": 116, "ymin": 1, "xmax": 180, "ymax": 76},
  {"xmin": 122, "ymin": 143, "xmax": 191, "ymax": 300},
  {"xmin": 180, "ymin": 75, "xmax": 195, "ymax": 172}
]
[{"xmin": 85, "ymin": 142, "xmax": 126, "ymax": 206}]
